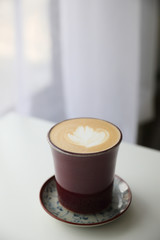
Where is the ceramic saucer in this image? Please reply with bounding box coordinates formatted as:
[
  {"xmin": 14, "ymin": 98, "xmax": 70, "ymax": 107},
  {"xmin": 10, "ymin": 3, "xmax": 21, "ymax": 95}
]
[{"xmin": 39, "ymin": 175, "xmax": 132, "ymax": 227}]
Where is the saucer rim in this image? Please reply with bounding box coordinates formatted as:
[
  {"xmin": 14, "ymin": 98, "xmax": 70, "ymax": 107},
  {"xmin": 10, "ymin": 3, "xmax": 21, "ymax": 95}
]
[{"xmin": 39, "ymin": 175, "xmax": 132, "ymax": 227}]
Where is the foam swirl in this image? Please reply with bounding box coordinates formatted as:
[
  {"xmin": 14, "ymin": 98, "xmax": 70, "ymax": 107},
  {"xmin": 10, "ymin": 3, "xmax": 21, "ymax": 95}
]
[{"xmin": 67, "ymin": 126, "xmax": 109, "ymax": 148}]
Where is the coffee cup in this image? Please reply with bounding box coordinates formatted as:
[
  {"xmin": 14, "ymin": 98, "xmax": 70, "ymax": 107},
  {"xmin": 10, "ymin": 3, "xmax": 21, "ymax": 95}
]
[{"xmin": 48, "ymin": 118, "xmax": 122, "ymax": 213}]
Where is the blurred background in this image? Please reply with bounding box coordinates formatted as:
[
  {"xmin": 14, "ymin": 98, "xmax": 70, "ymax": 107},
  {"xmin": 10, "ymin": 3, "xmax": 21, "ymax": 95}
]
[{"xmin": 0, "ymin": 0, "xmax": 160, "ymax": 149}]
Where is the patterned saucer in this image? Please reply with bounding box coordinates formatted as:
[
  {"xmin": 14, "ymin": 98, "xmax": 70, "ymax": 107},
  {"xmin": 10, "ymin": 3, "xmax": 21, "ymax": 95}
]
[{"xmin": 39, "ymin": 175, "xmax": 132, "ymax": 227}]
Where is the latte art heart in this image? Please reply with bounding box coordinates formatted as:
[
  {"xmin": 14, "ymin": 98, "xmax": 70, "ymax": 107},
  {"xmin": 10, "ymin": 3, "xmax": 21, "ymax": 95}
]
[
  {"xmin": 49, "ymin": 118, "xmax": 121, "ymax": 153},
  {"xmin": 67, "ymin": 126, "xmax": 109, "ymax": 148}
]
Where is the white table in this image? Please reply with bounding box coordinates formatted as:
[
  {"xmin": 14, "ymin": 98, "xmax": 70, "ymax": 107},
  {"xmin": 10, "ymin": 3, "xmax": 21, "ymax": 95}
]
[{"xmin": 0, "ymin": 112, "xmax": 160, "ymax": 240}]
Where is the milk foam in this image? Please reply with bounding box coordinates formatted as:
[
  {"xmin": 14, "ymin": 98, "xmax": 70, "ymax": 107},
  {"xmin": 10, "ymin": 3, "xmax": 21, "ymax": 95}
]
[{"xmin": 67, "ymin": 126, "xmax": 109, "ymax": 148}]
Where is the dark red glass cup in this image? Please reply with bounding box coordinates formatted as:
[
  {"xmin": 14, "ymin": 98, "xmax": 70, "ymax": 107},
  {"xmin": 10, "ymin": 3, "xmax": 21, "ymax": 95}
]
[{"xmin": 48, "ymin": 119, "xmax": 122, "ymax": 214}]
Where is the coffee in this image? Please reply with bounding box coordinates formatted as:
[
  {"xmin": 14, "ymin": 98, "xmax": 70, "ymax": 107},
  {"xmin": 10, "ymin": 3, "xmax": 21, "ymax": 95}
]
[
  {"xmin": 48, "ymin": 118, "xmax": 122, "ymax": 213},
  {"xmin": 49, "ymin": 118, "xmax": 121, "ymax": 154}
]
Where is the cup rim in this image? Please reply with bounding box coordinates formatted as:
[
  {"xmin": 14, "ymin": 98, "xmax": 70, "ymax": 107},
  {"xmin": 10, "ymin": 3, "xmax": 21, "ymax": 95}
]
[{"xmin": 47, "ymin": 117, "xmax": 123, "ymax": 156}]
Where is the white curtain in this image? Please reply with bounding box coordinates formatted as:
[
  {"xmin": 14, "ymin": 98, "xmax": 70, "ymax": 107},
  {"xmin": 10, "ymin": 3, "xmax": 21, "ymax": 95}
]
[
  {"xmin": 58, "ymin": 0, "xmax": 159, "ymax": 142},
  {"xmin": 0, "ymin": 0, "xmax": 159, "ymax": 143}
]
